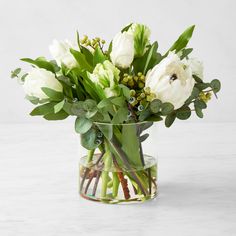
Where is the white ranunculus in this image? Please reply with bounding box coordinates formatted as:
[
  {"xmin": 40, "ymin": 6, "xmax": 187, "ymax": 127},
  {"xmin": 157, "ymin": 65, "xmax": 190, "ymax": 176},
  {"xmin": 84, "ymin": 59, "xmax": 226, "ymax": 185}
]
[
  {"xmin": 23, "ymin": 68, "xmax": 63, "ymax": 100},
  {"xmin": 188, "ymin": 58, "xmax": 204, "ymax": 79},
  {"xmin": 145, "ymin": 52, "xmax": 195, "ymax": 109},
  {"xmin": 49, "ymin": 39, "xmax": 78, "ymax": 69},
  {"xmin": 88, "ymin": 60, "xmax": 120, "ymax": 98},
  {"xmin": 110, "ymin": 32, "xmax": 134, "ymax": 69},
  {"xmin": 127, "ymin": 23, "xmax": 151, "ymax": 57}
]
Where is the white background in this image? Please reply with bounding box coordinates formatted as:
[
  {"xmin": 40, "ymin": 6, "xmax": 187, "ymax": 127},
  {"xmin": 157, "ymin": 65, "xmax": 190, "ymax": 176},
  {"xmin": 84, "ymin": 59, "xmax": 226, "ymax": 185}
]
[{"xmin": 0, "ymin": 0, "xmax": 235, "ymax": 124}]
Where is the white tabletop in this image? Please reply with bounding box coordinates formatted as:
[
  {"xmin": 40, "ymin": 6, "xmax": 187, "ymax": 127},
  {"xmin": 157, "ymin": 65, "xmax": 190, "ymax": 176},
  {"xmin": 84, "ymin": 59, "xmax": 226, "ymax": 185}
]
[{"xmin": 0, "ymin": 123, "xmax": 236, "ymax": 236}]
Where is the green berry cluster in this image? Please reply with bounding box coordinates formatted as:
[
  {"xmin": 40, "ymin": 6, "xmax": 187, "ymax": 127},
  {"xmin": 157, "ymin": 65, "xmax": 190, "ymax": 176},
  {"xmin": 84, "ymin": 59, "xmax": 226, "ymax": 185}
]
[
  {"xmin": 121, "ymin": 72, "xmax": 145, "ymax": 89},
  {"xmin": 80, "ymin": 35, "xmax": 105, "ymax": 49},
  {"xmin": 199, "ymin": 91, "xmax": 212, "ymax": 103},
  {"xmin": 129, "ymin": 86, "xmax": 156, "ymax": 109}
]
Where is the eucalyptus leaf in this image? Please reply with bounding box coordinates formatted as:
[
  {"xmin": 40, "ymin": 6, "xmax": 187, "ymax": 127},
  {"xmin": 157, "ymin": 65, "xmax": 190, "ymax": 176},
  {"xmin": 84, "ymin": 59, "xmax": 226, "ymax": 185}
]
[
  {"xmin": 80, "ymin": 128, "xmax": 99, "ymax": 150},
  {"xmin": 194, "ymin": 100, "xmax": 207, "ymax": 109},
  {"xmin": 75, "ymin": 117, "xmax": 92, "ymax": 134},
  {"xmin": 210, "ymin": 79, "xmax": 221, "ymax": 93},
  {"xmin": 150, "ymin": 99, "xmax": 162, "ymax": 113},
  {"xmin": 165, "ymin": 113, "xmax": 176, "ymax": 127},
  {"xmin": 30, "ymin": 102, "xmax": 56, "ymax": 116},
  {"xmin": 161, "ymin": 103, "xmax": 174, "ymax": 115},
  {"xmin": 195, "ymin": 106, "xmax": 204, "ymax": 118},
  {"xmin": 54, "ymin": 100, "xmax": 65, "ymax": 113},
  {"xmin": 176, "ymin": 106, "xmax": 191, "ymax": 120},
  {"xmin": 41, "ymin": 87, "xmax": 64, "ymax": 101},
  {"xmin": 43, "ymin": 110, "xmax": 69, "ymax": 120},
  {"xmin": 112, "ymin": 107, "xmax": 129, "ymax": 124},
  {"xmin": 140, "ymin": 133, "xmax": 149, "ymax": 142}
]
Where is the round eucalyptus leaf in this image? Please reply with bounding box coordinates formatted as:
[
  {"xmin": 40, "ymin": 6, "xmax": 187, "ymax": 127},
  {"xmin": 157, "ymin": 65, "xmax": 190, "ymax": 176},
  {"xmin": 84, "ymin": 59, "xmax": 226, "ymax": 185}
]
[
  {"xmin": 150, "ymin": 99, "xmax": 162, "ymax": 113},
  {"xmin": 176, "ymin": 107, "xmax": 191, "ymax": 120},
  {"xmin": 80, "ymin": 128, "xmax": 98, "ymax": 150},
  {"xmin": 210, "ymin": 79, "xmax": 221, "ymax": 93},
  {"xmin": 161, "ymin": 102, "xmax": 174, "ymax": 115},
  {"xmin": 75, "ymin": 117, "xmax": 92, "ymax": 134}
]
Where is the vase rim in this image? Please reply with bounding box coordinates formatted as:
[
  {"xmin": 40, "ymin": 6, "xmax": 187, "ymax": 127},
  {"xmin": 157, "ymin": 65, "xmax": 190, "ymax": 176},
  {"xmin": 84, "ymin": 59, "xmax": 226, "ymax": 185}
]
[{"xmin": 93, "ymin": 121, "xmax": 153, "ymax": 126}]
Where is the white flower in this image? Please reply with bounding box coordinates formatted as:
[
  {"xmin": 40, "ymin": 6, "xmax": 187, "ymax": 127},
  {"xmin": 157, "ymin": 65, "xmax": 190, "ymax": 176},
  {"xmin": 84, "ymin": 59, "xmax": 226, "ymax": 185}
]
[
  {"xmin": 23, "ymin": 68, "xmax": 63, "ymax": 100},
  {"xmin": 145, "ymin": 52, "xmax": 195, "ymax": 109},
  {"xmin": 128, "ymin": 23, "xmax": 151, "ymax": 57},
  {"xmin": 188, "ymin": 58, "xmax": 204, "ymax": 79},
  {"xmin": 88, "ymin": 60, "xmax": 120, "ymax": 97},
  {"xmin": 110, "ymin": 32, "xmax": 134, "ymax": 69},
  {"xmin": 49, "ymin": 39, "xmax": 78, "ymax": 69}
]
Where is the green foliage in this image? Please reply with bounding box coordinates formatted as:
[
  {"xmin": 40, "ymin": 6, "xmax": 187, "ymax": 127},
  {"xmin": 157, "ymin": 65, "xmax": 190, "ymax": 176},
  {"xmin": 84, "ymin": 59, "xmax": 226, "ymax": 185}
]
[
  {"xmin": 44, "ymin": 110, "xmax": 69, "ymax": 120},
  {"xmin": 166, "ymin": 25, "xmax": 195, "ymax": 55},
  {"xmin": 176, "ymin": 106, "xmax": 191, "ymax": 120},
  {"xmin": 93, "ymin": 47, "xmax": 107, "ymax": 66},
  {"xmin": 11, "ymin": 68, "xmax": 21, "ymax": 78},
  {"xmin": 165, "ymin": 113, "xmax": 176, "ymax": 127},
  {"xmin": 112, "ymin": 107, "xmax": 129, "ymax": 124},
  {"xmin": 150, "ymin": 99, "xmax": 162, "ymax": 113},
  {"xmin": 70, "ymin": 49, "xmax": 93, "ymax": 72},
  {"xmin": 133, "ymin": 42, "xmax": 162, "ymax": 74},
  {"xmin": 21, "ymin": 57, "xmax": 58, "ymax": 73},
  {"xmin": 54, "ymin": 100, "xmax": 65, "ymax": 113},
  {"xmin": 80, "ymin": 128, "xmax": 99, "ymax": 150},
  {"xmin": 161, "ymin": 103, "xmax": 174, "ymax": 115},
  {"xmin": 30, "ymin": 102, "xmax": 56, "ymax": 116},
  {"xmin": 121, "ymin": 124, "xmax": 142, "ymax": 167},
  {"xmin": 210, "ymin": 79, "xmax": 221, "ymax": 93},
  {"xmin": 41, "ymin": 87, "xmax": 64, "ymax": 101},
  {"xmin": 121, "ymin": 23, "xmax": 133, "ymax": 32},
  {"xmin": 75, "ymin": 116, "xmax": 93, "ymax": 134}
]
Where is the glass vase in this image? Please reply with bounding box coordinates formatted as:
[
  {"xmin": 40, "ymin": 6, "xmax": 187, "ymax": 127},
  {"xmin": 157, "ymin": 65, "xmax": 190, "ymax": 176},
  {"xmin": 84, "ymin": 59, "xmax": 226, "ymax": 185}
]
[{"xmin": 79, "ymin": 121, "xmax": 158, "ymax": 204}]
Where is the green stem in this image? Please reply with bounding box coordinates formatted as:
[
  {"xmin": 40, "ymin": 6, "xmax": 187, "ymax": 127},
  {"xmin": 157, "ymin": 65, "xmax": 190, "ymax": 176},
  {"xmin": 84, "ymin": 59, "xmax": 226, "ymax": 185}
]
[
  {"xmin": 112, "ymin": 172, "xmax": 120, "ymax": 198},
  {"xmin": 87, "ymin": 149, "xmax": 95, "ymax": 163},
  {"xmin": 101, "ymin": 141, "xmax": 112, "ymax": 198}
]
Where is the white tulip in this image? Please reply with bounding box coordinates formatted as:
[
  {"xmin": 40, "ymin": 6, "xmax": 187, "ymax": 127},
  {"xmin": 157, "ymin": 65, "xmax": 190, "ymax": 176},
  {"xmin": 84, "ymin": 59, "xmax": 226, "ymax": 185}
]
[
  {"xmin": 127, "ymin": 23, "xmax": 151, "ymax": 57},
  {"xmin": 23, "ymin": 68, "xmax": 63, "ymax": 100},
  {"xmin": 145, "ymin": 52, "xmax": 195, "ymax": 109},
  {"xmin": 49, "ymin": 39, "xmax": 78, "ymax": 69},
  {"xmin": 88, "ymin": 60, "xmax": 120, "ymax": 98},
  {"xmin": 110, "ymin": 32, "xmax": 134, "ymax": 69}
]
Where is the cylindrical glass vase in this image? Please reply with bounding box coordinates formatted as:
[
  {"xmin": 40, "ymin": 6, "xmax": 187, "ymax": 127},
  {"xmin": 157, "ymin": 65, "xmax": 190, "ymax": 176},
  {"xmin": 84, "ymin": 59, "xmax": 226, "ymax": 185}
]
[{"xmin": 79, "ymin": 121, "xmax": 158, "ymax": 204}]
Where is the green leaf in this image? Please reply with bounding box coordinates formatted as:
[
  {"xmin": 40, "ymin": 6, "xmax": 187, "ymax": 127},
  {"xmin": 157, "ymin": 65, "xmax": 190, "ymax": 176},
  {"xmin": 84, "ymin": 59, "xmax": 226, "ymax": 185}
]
[
  {"xmin": 180, "ymin": 48, "xmax": 193, "ymax": 59},
  {"xmin": 118, "ymin": 84, "xmax": 130, "ymax": 99},
  {"xmin": 112, "ymin": 107, "xmax": 128, "ymax": 124},
  {"xmin": 140, "ymin": 133, "xmax": 149, "ymax": 142},
  {"xmin": 75, "ymin": 117, "xmax": 92, "ymax": 134},
  {"xmin": 166, "ymin": 25, "xmax": 195, "ymax": 55},
  {"xmin": 43, "ymin": 110, "xmax": 69, "ymax": 120},
  {"xmin": 210, "ymin": 79, "xmax": 221, "ymax": 93},
  {"xmin": 80, "ymin": 128, "xmax": 98, "ymax": 150},
  {"xmin": 20, "ymin": 73, "xmax": 28, "ymax": 82},
  {"xmin": 54, "ymin": 100, "xmax": 65, "ymax": 113},
  {"xmin": 97, "ymin": 98, "xmax": 112, "ymax": 109},
  {"xmin": 150, "ymin": 99, "xmax": 162, "ymax": 113},
  {"xmin": 21, "ymin": 58, "xmax": 56, "ymax": 73},
  {"xmin": 121, "ymin": 124, "xmax": 142, "ymax": 167},
  {"xmin": 133, "ymin": 42, "xmax": 162, "ymax": 75},
  {"xmin": 41, "ymin": 87, "xmax": 64, "ymax": 101},
  {"xmin": 195, "ymin": 106, "xmax": 203, "ymax": 118},
  {"xmin": 70, "ymin": 49, "xmax": 93, "ymax": 72},
  {"xmin": 111, "ymin": 97, "xmax": 126, "ymax": 107},
  {"xmin": 176, "ymin": 106, "xmax": 191, "ymax": 120},
  {"xmin": 194, "ymin": 100, "xmax": 207, "ymax": 109},
  {"xmin": 165, "ymin": 113, "xmax": 176, "ymax": 127},
  {"xmin": 193, "ymin": 74, "xmax": 203, "ymax": 83},
  {"xmin": 161, "ymin": 102, "xmax": 174, "ymax": 115},
  {"xmin": 121, "ymin": 23, "xmax": 133, "ymax": 32},
  {"xmin": 11, "ymin": 68, "xmax": 21, "ymax": 78},
  {"xmin": 143, "ymin": 42, "xmax": 159, "ymax": 74},
  {"xmin": 30, "ymin": 102, "xmax": 56, "ymax": 116},
  {"xmin": 146, "ymin": 115, "xmax": 163, "ymax": 122},
  {"xmin": 93, "ymin": 47, "xmax": 106, "ymax": 66},
  {"xmin": 195, "ymin": 83, "xmax": 210, "ymax": 90},
  {"xmin": 81, "ymin": 46, "xmax": 93, "ymax": 66}
]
